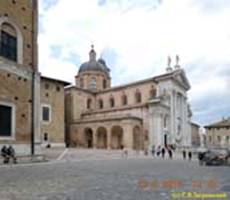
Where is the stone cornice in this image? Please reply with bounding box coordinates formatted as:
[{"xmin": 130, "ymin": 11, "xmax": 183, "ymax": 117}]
[
  {"xmin": 82, "ymin": 103, "xmax": 148, "ymax": 115},
  {"xmin": 72, "ymin": 115, "xmax": 142, "ymax": 124},
  {"xmin": 0, "ymin": 57, "xmax": 35, "ymax": 79}
]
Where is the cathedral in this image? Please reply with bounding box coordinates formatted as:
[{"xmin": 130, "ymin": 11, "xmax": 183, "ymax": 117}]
[
  {"xmin": 65, "ymin": 46, "xmax": 192, "ymax": 150},
  {"xmin": 0, "ymin": 0, "xmax": 192, "ymax": 154}
]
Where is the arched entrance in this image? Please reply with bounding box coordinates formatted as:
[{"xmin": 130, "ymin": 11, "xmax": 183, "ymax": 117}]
[
  {"xmin": 96, "ymin": 127, "xmax": 107, "ymax": 149},
  {"xmin": 111, "ymin": 126, "xmax": 123, "ymax": 149},
  {"xmin": 84, "ymin": 128, "xmax": 93, "ymax": 148},
  {"xmin": 133, "ymin": 126, "xmax": 141, "ymax": 150}
]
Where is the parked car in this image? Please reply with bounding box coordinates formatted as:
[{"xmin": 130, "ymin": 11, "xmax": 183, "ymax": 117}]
[{"xmin": 198, "ymin": 148, "xmax": 230, "ymax": 166}]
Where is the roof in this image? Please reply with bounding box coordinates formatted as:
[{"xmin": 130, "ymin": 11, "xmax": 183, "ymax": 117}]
[
  {"xmin": 97, "ymin": 77, "xmax": 158, "ymax": 94},
  {"xmin": 41, "ymin": 76, "xmax": 71, "ymax": 86},
  {"xmin": 154, "ymin": 68, "xmax": 191, "ymax": 90},
  {"xmin": 78, "ymin": 47, "xmax": 110, "ymax": 75},
  {"xmin": 204, "ymin": 118, "xmax": 230, "ymax": 128},
  {"xmin": 67, "ymin": 67, "xmax": 190, "ymax": 94},
  {"xmin": 191, "ymin": 122, "xmax": 200, "ymax": 128}
]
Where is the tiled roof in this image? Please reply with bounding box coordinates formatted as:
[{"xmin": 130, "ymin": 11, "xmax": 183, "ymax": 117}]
[{"xmin": 204, "ymin": 118, "xmax": 230, "ymax": 128}]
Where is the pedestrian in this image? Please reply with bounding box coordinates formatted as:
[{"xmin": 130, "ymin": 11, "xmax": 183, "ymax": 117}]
[
  {"xmin": 182, "ymin": 150, "xmax": 186, "ymax": 160},
  {"xmin": 121, "ymin": 145, "xmax": 128, "ymax": 158},
  {"xmin": 151, "ymin": 146, "xmax": 155, "ymax": 157},
  {"xmin": 188, "ymin": 151, "xmax": 192, "ymax": 161},
  {"xmin": 168, "ymin": 148, "xmax": 173, "ymax": 159},
  {"xmin": 7, "ymin": 146, "xmax": 17, "ymax": 164},
  {"xmin": 161, "ymin": 147, "xmax": 165, "ymax": 159},
  {"xmin": 1, "ymin": 145, "xmax": 9, "ymax": 164},
  {"xmin": 156, "ymin": 146, "xmax": 161, "ymax": 157}
]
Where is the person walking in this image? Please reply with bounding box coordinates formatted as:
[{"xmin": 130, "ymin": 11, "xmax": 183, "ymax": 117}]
[
  {"xmin": 161, "ymin": 147, "xmax": 165, "ymax": 159},
  {"xmin": 168, "ymin": 148, "xmax": 173, "ymax": 159},
  {"xmin": 182, "ymin": 150, "xmax": 186, "ymax": 160},
  {"xmin": 188, "ymin": 151, "xmax": 192, "ymax": 161},
  {"xmin": 156, "ymin": 146, "xmax": 161, "ymax": 157},
  {"xmin": 151, "ymin": 146, "xmax": 155, "ymax": 157}
]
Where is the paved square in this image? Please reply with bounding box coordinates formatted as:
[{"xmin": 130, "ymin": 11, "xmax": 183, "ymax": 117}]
[{"xmin": 0, "ymin": 153, "xmax": 229, "ymax": 200}]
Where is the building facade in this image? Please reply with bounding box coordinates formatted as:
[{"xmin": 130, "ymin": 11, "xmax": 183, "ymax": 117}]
[
  {"xmin": 204, "ymin": 118, "xmax": 230, "ymax": 148},
  {"xmin": 0, "ymin": 1, "xmax": 68, "ymax": 154},
  {"xmin": 40, "ymin": 77, "xmax": 70, "ymax": 147},
  {"xmin": 0, "ymin": 1, "xmax": 193, "ymax": 153},
  {"xmin": 191, "ymin": 122, "xmax": 200, "ymax": 147},
  {"xmin": 65, "ymin": 48, "xmax": 192, "ymax": 150},
  {"xmin": 0, "ymin": 0, "xmax": 41, "ymax": 154}
]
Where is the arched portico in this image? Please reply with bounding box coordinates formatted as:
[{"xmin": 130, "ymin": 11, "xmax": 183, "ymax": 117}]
[
  {"xmin": 111, "ymin": 126, "xmax": 123, "ymax": 149},
  {"xmin": 96, "ymin": 127, "xmax": 107, "ymax": 149}
]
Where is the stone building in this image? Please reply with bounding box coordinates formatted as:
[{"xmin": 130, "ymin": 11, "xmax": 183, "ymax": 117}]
[
  {"xmin": 0, "ymin": 0, "xmax": 69, "ymax": 154},
  {"xmin": 191, "ymin": 122, "xmax": 200, "ymax": 147},
  {"xmin": 0, "ymin": 0, "xmax": 193, "ymax": 153},
  {"xmin": 65, "ymin": 48, "xmax": 192, "ymax": 150},
  {"xmin": 0, "ymin": 0, "xmax": 40, "ymax": 153},
  {"xmin": 204, "ymin": 117, "xmax": 230, "ymax": 148},
  {"xmin": 40, "ymin": 77, "xmax": 70, "ymax": 147}
]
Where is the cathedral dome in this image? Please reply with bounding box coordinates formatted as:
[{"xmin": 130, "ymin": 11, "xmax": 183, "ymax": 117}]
[{"xmin": 78, "ymin": 46, "xmax": 110, "ymax": 74}]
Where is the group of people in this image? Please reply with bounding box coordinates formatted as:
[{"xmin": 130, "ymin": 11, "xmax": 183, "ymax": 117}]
[
  {"xmin": 182, "ymin": 150, "xmax": 192, "ymax": 161},
  {"xmin": 1, "ymin": 145, "xmax": 17, "ymax": 164},
  {"xmin": 152, "ymin": 145, "xmax": 174, "ymax": 159}
]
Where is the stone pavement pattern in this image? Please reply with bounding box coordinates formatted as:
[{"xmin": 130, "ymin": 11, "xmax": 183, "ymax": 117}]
[{"xmin": 0, "ymin": 150, "xmax": 230, "ymax": 200}]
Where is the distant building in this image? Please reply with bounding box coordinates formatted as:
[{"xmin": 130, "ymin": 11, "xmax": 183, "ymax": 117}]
[
  {"xmin": 40, "ymin": 77, "xmax": 70, "ymax": 147},
  {"xmin": 204, "ymin": 118, "xmax": 230, "ymax": 148},
  {"xmin": 65, "ymin": 47, "xmax": 192, "ymax": 150},
  {"xmin": 191, "ymin": 122, "xmax": 200, "ymax": 147}
]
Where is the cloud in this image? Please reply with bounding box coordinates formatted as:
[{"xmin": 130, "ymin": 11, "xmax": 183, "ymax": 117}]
[
  {"xmin": 192, "ymin": 0, "xmax": 230, "ymax": 13},
  {"xmin": 38, "ymin": 0, "xmax": 230, "ymax": 125}
]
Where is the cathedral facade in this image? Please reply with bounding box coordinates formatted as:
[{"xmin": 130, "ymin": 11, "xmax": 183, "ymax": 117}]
[
  {"xmin": 0, "ymin": 1, "xmax": 192, "ymax": 154},
  {"xmin": 65, "ymin": 47, "xmax": 192, "ymax": 150}
]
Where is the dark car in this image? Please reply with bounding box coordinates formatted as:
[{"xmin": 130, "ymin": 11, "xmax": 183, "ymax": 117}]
[{"xmin": 198, "ymin": 148, "xmax": 230, "ymax": 166}]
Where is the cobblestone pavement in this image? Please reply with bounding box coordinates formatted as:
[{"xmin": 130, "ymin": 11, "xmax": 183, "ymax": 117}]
[{"xmin": 0, "ymin": 152, "xmax": 230, "ymax": 200}]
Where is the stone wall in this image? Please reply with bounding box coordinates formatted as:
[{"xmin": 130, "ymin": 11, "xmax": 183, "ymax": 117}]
[
  {"xmin": 0, "ymin": 68, "xmax": 32, "ymax": 144},
  {"xmin": 206, "ymin": 127, "xmax": 230, "ymax": 148},
  {"xmin": 66, "ymin": 79, "xmax": 157, "ymax": 149},
  {"xmin": 0, "ymin": 0, "xmax": 38, "ymax": 70},
  {"xmin": 40, "ymin": 78, "xmax": 66, "ymax": 146}
]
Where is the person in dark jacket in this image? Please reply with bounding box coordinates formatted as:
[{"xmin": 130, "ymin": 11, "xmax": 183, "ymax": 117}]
[
  {"xmin": 182, "ymin": 150, "xmax": 186, "ymax": 160},
  {"xmin": 151, "ymin": 146, "xmax": 155, "ymax": 157},
  {"xmin": 7, "ymin": 146, "xmax": 17, "ymax": 164},
  {"xmin": 1, "ymin": 145, "xmax": 9, "ymax": 164},
  {"xmin": 168, "ymin": 148, "xmax": 173, "ymax": 159},
  {"xmin": 161, "ymin": 148, "xmax": 165, "ymax": 159},
  {"xmin": 188, "ymin": 151, "xmax": 192, "ymax": 161}
]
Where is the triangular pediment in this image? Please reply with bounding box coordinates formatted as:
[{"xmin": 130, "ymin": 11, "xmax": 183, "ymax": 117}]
[{"xmin": 173, "ymin": 69, "xmax": 191, "ymax": 90}]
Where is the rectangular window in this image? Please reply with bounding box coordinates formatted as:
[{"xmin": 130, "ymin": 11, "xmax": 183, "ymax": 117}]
[
  {"xmin": 42, "ymin": 106, "xmax": 51, "ymax": 122},
  {"xmin": 0, "ymin": 31, "xmax": 17, "ymax": 61},
  {"xmin": 0, "ymin": 105, "xmax": 12, "ymax": 137}
]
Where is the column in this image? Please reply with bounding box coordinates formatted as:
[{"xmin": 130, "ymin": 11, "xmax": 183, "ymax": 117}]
[
  {"xmin": 93, "ymin": 127, "xmax": 97, "ymax": 149},
  {"xmin": 123, "ymin": 124, "xmax": 133, "ymax": 149},
  {"xmin": 107, "ymin": 129, "xmax": 111, "ymax": 150},
  {"xmin": 170, "ymin": 90, "xmax": 175, "ymax": 144},
  {"xmin": 34, "ymin": 72, "xmax": 41, "ymax": 153}
]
